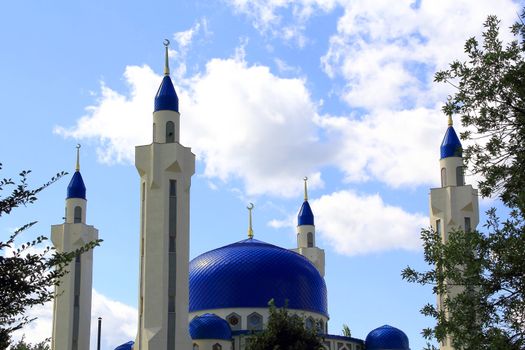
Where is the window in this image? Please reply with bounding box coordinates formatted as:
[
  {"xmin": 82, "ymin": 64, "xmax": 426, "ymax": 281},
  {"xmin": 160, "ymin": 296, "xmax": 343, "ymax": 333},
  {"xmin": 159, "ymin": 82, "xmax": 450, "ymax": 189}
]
[
  {"xmin": 307, "ymin": 232, "xmax": 314, "ymax": 248},
  {"xmin": 212, "ymin": 344, "xmax": 222, "ymax": 350},
  {"xmin": 441, "ymin": 168, "xmax": 447, "ymax": 187},
  {"xmin": 464, "ymin": 217, "xmax": 471, "ymax": 232},
  {"xmin": 435, "ymin": 219, "xmax": 441, "ymax": 235},
  {"xmin": 166, "ymin": 121, "xmax": 175, "ymax": 143},
  {"xmin": 227, "ymin": 313, "xmax": 242, "ymax": 331},
  {"xmin": 305, "ymin": 317, "xmax": 314, "ymax": 330},
  {"xmin": 74, "ymin": 206, "xmax": 82, "ymax": 223},
  {"xmin": 247, "ymin": 312, "xmax": 263, "ymax": 330},
  {"xmin": 456, "ymin": 166, "xmax": 465, "ymax": 186},
  {"xmin": 153, "ymin": 123, "xmax": 156, "ymax": 141},
  {"xmin": 193, "ymin": 344, "xmax": 199, "ymax": 350}
]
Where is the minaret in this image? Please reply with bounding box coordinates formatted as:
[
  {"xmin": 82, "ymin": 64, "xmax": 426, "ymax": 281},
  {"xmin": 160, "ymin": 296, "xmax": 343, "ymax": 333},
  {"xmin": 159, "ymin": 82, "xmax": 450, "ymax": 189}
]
[
  {"xmin": 429, "ymin": 116, "xmax": 479, "ymax": 350},
  {"xmin": 135, "ymin": 40, "xmax": 195, "ymax": 350},
  {"xmin": 51, "ymin": 145, "xmax": 98, "ymax": 350},
  {"xmin": 292, "ymin": 177, "xmax": 325, "ymax": 277}
]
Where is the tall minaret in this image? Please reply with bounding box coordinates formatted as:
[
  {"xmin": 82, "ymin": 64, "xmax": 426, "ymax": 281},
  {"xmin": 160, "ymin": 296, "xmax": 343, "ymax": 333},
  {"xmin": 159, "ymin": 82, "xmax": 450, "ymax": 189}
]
[
  {"xmin": 51, "ymin": 145, "xmax": 98, "ymax": 350},
  {"xmin": 135, "ymin": 40, "xmax": 195, "ymax": 350},
  {"xmin": 292, "ymin": 177, "xmax": 325, "ymax": 277},
  {"xmin": 429, "ymin": 116, "xmax": 479, "ymax": 350}
]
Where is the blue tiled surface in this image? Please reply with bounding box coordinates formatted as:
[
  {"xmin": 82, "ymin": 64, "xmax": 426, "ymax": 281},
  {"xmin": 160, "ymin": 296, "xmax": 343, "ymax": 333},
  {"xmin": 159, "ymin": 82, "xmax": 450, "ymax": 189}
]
[
  {"xmin": 154, "ymin": 75, "xmax": 179, "ymax": 112},
  {"xmin": 365, "ymin": 325, "xmax": 410, "ymax": 350},
  {"xmin": 189, "ymin": 239, "xmax": 328, "ymax": 316},
  {"xmin": 189, "ymin": 313, "xmax": 232, "ymax": 340},
  {"xmin": 114, "ymin": 341, "xmax": 134, "ymax": 350},
  {"xmin": 440, "ymin": 125, "xmax": 462, "ymax": 159},
  {"xmin": 298, "ymin": 200, "xmax": 314, "ymax": 225},
  {"xmin": 66, "ymin": 171, "xmax": 86, "ymax": 199}
]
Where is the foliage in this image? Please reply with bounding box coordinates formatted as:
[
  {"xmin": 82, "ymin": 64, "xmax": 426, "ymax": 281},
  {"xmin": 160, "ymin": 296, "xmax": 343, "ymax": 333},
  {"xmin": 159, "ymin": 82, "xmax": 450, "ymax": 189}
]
[
  {"xmin": 435, "ymin": 11, "xmax": 525, "ymax": 211},
  {"xmin": 9, "ymin": 337, "xmax": 50, "ymax": 350},
  {"xmin": 0, "ymin": 163, "xmax": 100, "ymax": 349},
  {"xmin": 247, "ymin": 300, "xmax": 324, "ymax": 350},
  {"xmin": 403, "ymin": 209, "xmax": 525, "ymax": 349},
  {"xmin": 341, "ymin": 324, "xmax": 351, "ymax": 338}
]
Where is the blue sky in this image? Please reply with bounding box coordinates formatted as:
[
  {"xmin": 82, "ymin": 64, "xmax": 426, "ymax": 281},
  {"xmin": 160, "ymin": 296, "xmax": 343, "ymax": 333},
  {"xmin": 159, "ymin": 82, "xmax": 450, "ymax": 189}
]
[{"xmin": 1, "ymin": 0, "xmax": 521, "ymax": 348}]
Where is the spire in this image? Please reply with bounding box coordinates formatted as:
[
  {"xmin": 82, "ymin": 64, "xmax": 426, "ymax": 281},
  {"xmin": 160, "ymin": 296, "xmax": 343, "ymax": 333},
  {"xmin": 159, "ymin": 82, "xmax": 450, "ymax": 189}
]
[
  {"xmin": 164, "ymin": 39, "xmax": 170, "ymax": 76},
  {"xmin": 154, "ymin": 39, "xmax": 179, "ymax": 112},
  {"xmin": 440, "ymin": 116, "xmax": 462, "ymax": 159},
  {"xmin": 303, "ymin": 176, "xmax": 308, "ymax": 201},
  {"xmin": 76, "ymin": 144, "xmax": 81, "ymax": 171},
  {"xmin": 67, "ymin": 145, "xmax": 86, "ymax": 199},
  {"xmin": 247, "ymin": 203, "xmax": 254, "ymax": 239},
  {"xmin": 298, "ymin": 178, "xmax": 314, "ymax": 226}
]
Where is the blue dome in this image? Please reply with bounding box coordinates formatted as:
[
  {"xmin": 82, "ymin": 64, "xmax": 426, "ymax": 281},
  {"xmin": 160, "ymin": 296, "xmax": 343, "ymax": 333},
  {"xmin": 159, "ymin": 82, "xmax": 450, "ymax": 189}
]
[
  {"xmin": 189, "ymin": 313, "xmax": 232, "ymax": 340},
  {"xmin": 154, "ymin": 75, "xmax": 179, "ymax": 112},
  {"xmin": 189, "ymin": 239, "xmax": 328, "ymax": 316},
  {"xmin": 114, "ymin": 341, "xmax": 134, "ymax": 350},
  {"xmin": 365, "ymin": 325, "xmax": 410, "ymax": 350},
  {"xmin": 298, "ymin": 201, "xmax": 314, "ymax": 226},
  {"xmin": 440, "ymin": 126, "xmax": 462, "ymax": 159},
  {"xmin": 66, "ymin": 171, "xmax": 86, "ymax": 199}
]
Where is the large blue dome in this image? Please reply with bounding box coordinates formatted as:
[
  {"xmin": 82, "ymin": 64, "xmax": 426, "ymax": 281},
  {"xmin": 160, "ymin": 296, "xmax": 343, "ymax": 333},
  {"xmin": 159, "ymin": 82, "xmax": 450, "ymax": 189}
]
[
  {"xmin": 189, "ymin": 313, "xmax": 232, "ymax": 340},
  {"xmin": 189, "ymin": 238, "xmax": 328, "ymax": 316},
  {"xmin": 365, "ymin": 325, "xmax": 410, "ymax": 350}
]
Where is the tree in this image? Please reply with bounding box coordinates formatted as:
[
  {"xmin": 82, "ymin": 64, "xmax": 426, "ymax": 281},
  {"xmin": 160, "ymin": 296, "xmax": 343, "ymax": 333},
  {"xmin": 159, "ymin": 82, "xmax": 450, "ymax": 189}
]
[
  {"xmin": 435, "ymin": 11, "xmax": 525, "ymax": 211},
  {"xmin": 247, "ymin": 300, "xmax": 324, "ymax": 350},
  {"xmin": 403, "ymin": 10, "xmax": 525, "ymax": 350},
  {"xmin": 9, "ymin": 337, "xmax": 50, "ymax": 350},
  {"xmin": 341, "ymin": 324, "xmax": 351, "ymax": 337},
  {"xmin": 0, "ymin": 164, "xmax": 99, "ymax": 349}
]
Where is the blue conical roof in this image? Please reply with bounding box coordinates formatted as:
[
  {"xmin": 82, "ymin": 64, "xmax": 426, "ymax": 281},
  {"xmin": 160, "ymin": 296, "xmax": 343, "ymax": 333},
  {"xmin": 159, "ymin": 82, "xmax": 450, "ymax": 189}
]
[
  {"xmin": 154, "ymin": 75, "xmax": 179, "ymax": 112},
  {"xmin": 298, "ymin": 200, "xmax": 314, "ymax": 226},
  {"xmin": 440, "ymin": 126, "xmax": 462, "ymax": 159},
  {"xmin": 66, "ymin": 171, "xmax": 86, "ymax": 200}
]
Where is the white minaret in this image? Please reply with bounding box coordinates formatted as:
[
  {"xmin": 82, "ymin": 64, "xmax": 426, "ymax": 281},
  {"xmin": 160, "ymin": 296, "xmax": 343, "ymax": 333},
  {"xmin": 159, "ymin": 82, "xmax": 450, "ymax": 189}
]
[
  {"xmin": 429, "ymin": 116, "xmax": 479, "ymax": 350},
  {"xmin": 51, "ymin": 145, "xmax": 98, "ymax": 350},
  {"xmin": 135, "ymin": 40, "xmax": 195, "ymax": 350},
  {"xmin": 292, "ymin": 177, "xmax": 325, "ymax": 277}
]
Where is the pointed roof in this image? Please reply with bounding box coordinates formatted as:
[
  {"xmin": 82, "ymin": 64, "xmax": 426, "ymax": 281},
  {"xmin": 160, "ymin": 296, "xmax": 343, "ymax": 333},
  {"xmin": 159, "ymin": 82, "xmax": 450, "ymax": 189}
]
[
  {"xmin": 440, "ymin": 125, "xmax": 462, "ymax": 159},
  {"xmin": 154, "ymin": 40, "xmax": 179, "ymax": 112},
  {"xmin": 66, "ymin": 171, "xmax": 86, "ymax": 200},
  {"xmin": 298, "ymin": 200, "xmax": 314, "ymax": 226}
]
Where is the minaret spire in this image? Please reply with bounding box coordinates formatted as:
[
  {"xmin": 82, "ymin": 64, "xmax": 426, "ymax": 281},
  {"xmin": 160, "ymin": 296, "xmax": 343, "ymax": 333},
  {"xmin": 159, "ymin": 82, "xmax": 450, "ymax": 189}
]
[
  {"xmin": 247, "ymin": 203, "xmax": 254, "ymax": 239},
  {"xmin": 75, "ymin": 144, "xmax": 81, "ymax": 172},
  {"xmin": 164, "ymin": 39, "xmax": 170, "ymax": 76},
  {"xmin": 304, "ymin": 176, "xmax": 308, "ymax": 201}
]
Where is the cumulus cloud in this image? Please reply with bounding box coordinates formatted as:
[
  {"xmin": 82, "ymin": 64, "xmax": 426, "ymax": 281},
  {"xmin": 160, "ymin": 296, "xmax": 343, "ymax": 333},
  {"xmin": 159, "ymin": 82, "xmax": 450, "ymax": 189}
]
[
  {"xmin": 11, "ymin": 290, "xmax": 137, "ymax": 350},
  {"xmin": 312, "ymin": 190, "xmax": 428, "ymax": 255}
]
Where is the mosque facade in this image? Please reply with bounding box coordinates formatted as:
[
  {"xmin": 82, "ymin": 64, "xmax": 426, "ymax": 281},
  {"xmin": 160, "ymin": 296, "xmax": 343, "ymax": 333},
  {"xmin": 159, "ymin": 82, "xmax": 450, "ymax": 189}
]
[{"xmin": 51, "ymin": 43, "xmax": 477, "ymax": 350}]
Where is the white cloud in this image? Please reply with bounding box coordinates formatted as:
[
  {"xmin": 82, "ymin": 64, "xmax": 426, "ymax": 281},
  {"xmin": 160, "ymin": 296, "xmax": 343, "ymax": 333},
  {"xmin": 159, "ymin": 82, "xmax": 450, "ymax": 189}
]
[
  {"xmin": 11, "ymin": 290, "xmax": 137, "ymax": 350},
  {"xmin": 312, "ymin": 190, "xmax": 428, "ymax": 255}
]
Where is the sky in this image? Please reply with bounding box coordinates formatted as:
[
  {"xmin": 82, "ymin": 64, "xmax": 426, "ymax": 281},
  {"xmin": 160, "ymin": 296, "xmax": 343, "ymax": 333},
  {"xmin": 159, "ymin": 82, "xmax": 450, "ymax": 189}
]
[{"xmin": 0, "ymin": 0, "xmax": 522, "ymax": 349}]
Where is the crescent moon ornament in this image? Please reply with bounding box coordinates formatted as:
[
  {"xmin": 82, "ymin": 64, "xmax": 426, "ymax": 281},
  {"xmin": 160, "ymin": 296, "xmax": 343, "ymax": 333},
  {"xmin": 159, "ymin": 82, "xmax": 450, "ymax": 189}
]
[
  {"xmin": 76, "ymin": 144, "xmax": 81, "ymax": 150},
  {"xmin": 247, "ymin": 203, "xmax": 254, "ymax": 210},
  {"xmin": 163, "ymin": 39, "xmax": 170, "ymax": 47}
]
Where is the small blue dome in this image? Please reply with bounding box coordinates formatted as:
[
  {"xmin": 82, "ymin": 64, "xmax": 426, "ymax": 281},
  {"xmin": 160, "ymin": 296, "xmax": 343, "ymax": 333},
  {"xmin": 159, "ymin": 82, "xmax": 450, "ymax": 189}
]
[
  {"xmin": 189, "ymin": 239, "xmax": 328, "ymax": 316},
  {"xmin": 189, "ymin": 313, "xmax": 232, "ymax": 340},
  {"xmin": 440, "ymin": 126, "xmax": 462, "ymax": 159},
  {"xmin": 365, "ymin": 325, "xmax": 410, "ymax": 350},
  {"xmin": 154, "ymin": 75, "xmax": 179, "ymax": 112},
  {"xmin": 66, "ymin": 171, "xmax": 86, "ymax": 200},
  {"xmin": 114, "ymin": 341, "xmax": 134, "ymax": 350},
  {"xmin": 298, "ymin": 201, "xmax": 314, "ymax": 226}
]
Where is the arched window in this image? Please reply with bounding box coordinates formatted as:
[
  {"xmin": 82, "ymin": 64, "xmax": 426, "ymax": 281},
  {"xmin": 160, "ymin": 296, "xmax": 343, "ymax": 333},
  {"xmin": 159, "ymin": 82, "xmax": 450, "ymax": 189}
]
[
  {"xmin": 74, "ymin": 206, "xmax": 82, "ymax": 223},
  {"xmin": 441, "ymin": 168, "xmax": 447, "ymax": 187},
  {"xmin": 153, "ymin": 123, "xmax": 156, "ymax": 141},
  {"xmin": 226, "ymin": 312, "xmax": 242, "ymax": 331},
  {"xmin": 247, "ymin": 312, "xmax": 263, "ymax": 330},
  {"xmin": 307, "ymin": 232, "xmax": 314, "ymax": 248},
  {"xmin": 456, "ymin": 166, "xmax": 464, "ymax": 186},
  {"xmin": 305, "ymin": 317, "xmax": 314, "ymax": 330},
  {"xmin": 166, "ymin": 121, "xmax": 175, "ymax": 143},
  {"xmin": 212, "ymin": 344, "xmax": 222, "ymax": 350},
  {"xmin": 193, "ymin": 344, "xmax": 199, "ymax": 350}
]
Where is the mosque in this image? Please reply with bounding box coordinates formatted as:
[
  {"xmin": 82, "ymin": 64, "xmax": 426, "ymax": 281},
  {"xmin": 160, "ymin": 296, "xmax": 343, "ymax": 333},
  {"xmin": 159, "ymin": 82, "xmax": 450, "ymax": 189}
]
[{"xmin": 49, "ymin": 42, "xmax": 478, "ymax": 350}]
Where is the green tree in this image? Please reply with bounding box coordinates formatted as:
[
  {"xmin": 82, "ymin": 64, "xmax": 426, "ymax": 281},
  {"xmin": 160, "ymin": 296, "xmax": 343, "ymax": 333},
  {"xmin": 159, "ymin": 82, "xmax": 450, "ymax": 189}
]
[
  {"xmin": 341, "ymin": 324, "xmax": 351, "ymax": 338},
  {"xmin": 9, "ymin": 337, "xmax": 50, "ymax": 350},
  {"xmin": 247, "ymin": 300, "xmax": 324, "ymax": 350},
  {"xmin": 0, "ymin": 164, "xmax": 99, "ymax": 349},
  {"xmin": 435, "ymin": 12, "xmax": 525, "ymax": 211},
  {"xmin": 403, "ymin": 10, "xmax": 525, "ymax": 350}
]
